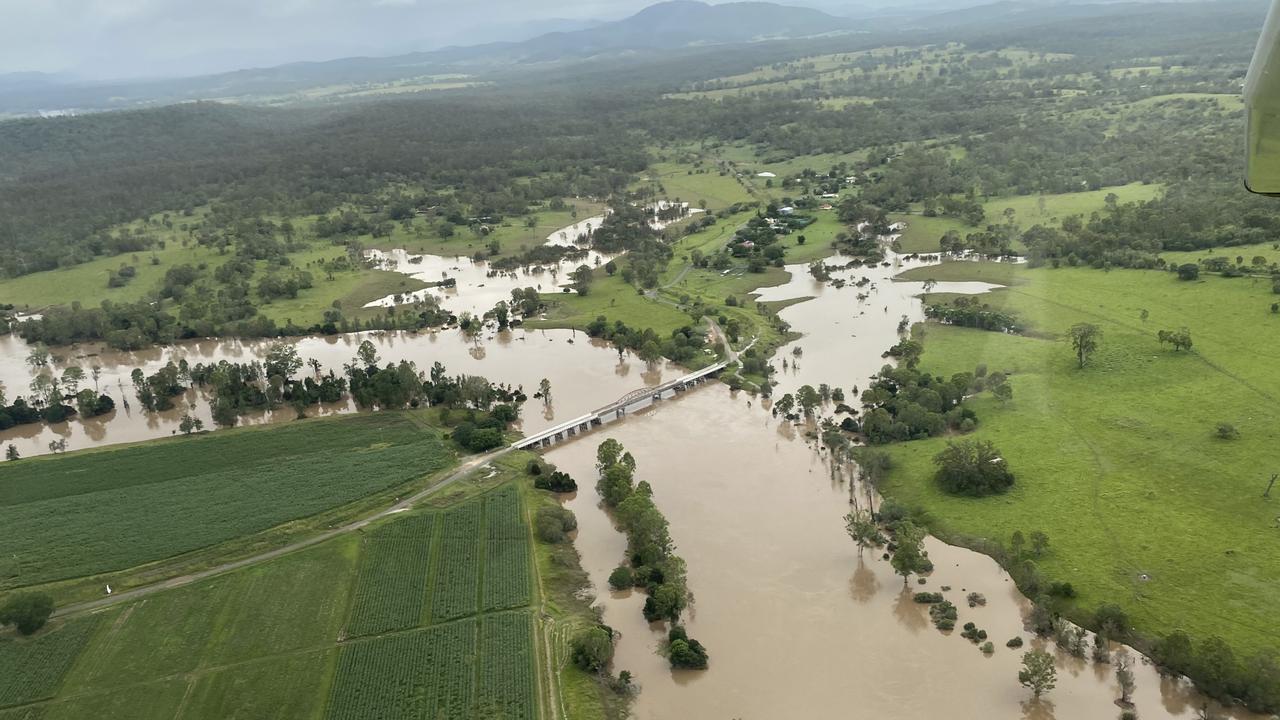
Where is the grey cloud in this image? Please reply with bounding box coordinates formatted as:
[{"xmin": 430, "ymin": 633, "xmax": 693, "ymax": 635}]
[{"xmin": 0, "ymin": 0, "xmax": 659, "ymax": 79}]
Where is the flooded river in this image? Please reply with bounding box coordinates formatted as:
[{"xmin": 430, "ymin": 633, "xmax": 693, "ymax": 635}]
[
  {"xmin": 0, "ymin": 329, "xmax": 681, "ymax": 458},
  {"xmin": 0, "ymin": 236, "xmax": 1258, "ymax": 717},
  {"xmin": 542, "ymin": 250, "xmax": 1256, "ymax": 719},
  {"xmin": 549, "ymin": 390, "xmax": 1249, "ymax": 719}
]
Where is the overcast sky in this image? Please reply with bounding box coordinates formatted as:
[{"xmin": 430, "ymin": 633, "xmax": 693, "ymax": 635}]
[{"xmin": 0, "ymin": 0, "xmax": 672, "ymax": 80}]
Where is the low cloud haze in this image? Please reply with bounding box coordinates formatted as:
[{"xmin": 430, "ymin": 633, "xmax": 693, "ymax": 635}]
[{"xmin": 0, "ymin": 0, "xmax": 666, "ymax": 80}]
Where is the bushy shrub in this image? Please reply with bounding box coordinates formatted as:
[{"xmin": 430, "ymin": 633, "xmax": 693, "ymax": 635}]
[
  {"xmin": 0, "ymin": 592, "xmax": 53, "ymax": 635},
  {"xmin": 608, "ymin": 566, "xmax": 635, "ymax": 590},
  {"xmin": 933, "ymin": 439, "xmax": 1015, "ymax": 496},
  {"xmin": 535, "ymin": 506, "xmax": 577, "ymax": 544},
  {"xmin": 535, "ymin": 470, "xmax": 578, "ymax": 493}
]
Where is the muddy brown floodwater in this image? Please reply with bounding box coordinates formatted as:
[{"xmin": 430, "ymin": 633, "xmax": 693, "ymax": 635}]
[
  {"xmin": 548, "ymin": 389, "xmax": 1259, "ymax": 720},
  {"xmin": 544, "ymin": 250, "xmax": 1260, "ymax": 719},
  {"xmin": 0, "ymin": 328, "xmax": 684, "ymax": 458}
]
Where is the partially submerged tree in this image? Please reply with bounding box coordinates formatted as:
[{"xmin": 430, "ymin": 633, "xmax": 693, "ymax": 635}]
[
  {"xmin": 889, "ymin": 519, "xmax": 929, "ymax": 585},
  {"xmin": 1019, "ymin": 649, "xmax": 1057, "ymax": 698}
]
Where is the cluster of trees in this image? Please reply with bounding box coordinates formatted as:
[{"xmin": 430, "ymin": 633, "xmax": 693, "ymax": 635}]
[
  {"xmin": 583, "ymin": 317, "xmax": 708, "ymax": 366},
  {"xmin": 0, "ymin": 359, "xmax": 114, "ymax": 432},
  {"xmin": 933, "ymin": 439, "xmax": 1015, "ymax": 497},
  {"xmin": 924, "ymin": 297, "xmax": 1022, "ymax": 333},
  {"xmin": 593, "ymin": 439, "xmax": 705, "ymax": 668},
  {"xmin": 859, "ymin": 364, "xmax": 979, "ymax": 444}
]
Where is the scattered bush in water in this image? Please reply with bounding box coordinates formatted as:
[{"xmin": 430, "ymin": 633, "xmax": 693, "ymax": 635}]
[
  {"xmin": 960, "ymin": 623, "xmax": 988, "ymax": 643},
  {"xmin": 913, "ymin": 592, "xmax": 945, "ymax": 604},
  {"xmin": 534, "ymin": 470, "xmax": 578, "ymax": 493},
  {"xmin": 667, "ymin": 625, "xmax": 709, "ymax": 670},
  {"xmin": 1007, "ymin": 637, "xmax": 1024, "ymax": 649},
  {"xmin": 608, "ymin": 566, "xmax": 635, "ymax": 590},
  {"xmin": 967, "ymin": 592, "xmax": 987, "ymax": 607},
  {"xmin": 980, "ymin": 641, "xmax": 995, "ymax": 654},
  {"xmin": 929, "ymin": 600, "xmax": 958, "ymax": 631}
]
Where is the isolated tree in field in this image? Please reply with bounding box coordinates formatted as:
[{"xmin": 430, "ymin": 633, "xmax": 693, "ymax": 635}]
[
  {"xmin": 538, "ymin": 378, "xmax": 552, "ymax": 406},
  {"xmin": 1140, "ymin": 308, "xmax": 1149, "ymax": 322},
  {"xmin": 933, "ymin": 440, "xmax": 1015, "ymax": 496},
  {"xmin": 1019, "ymin": 649, "xmax": 1057, "ymax": 698},
  {"xmin": 1177, "ymin": 263, "xmax": 1200, "ymax": 281},
  {"xmin": 571, "ymin": 264, "xmax": 594, "ymax": 296},
  {"xmin": 1068, "ymin": 323, "xmax": 1101, "ymax": 368},
  {"xmin": 1029, "ymin": 530, "xmax": 1049, "ymax": 558},
  {"xmin": 890, "ymin": 519, "xmax": 929, "ymax": 585},
  {"xmin": 844, "ymin": 509, "xmax": 882, "ymax": 554},
  {"xmin": 0, "ymin": 592, "xmax": 54, "ymax": 635},
  {"xmin": 993, "ymin": 383, "xmax": 1013, "ymax": 403},
  {"xmin": 1157, "ymin": 328, "xmax": 1193, "ymax": 352}
]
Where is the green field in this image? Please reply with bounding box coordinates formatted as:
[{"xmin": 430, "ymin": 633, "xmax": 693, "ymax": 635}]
[
  {"xmin": 0, "ymin": 412, "xmax": 455, "ymax": 593},
  {"xmin": 890, "ymin": 182, "xmax": 1164, "ymax": 253},
  {"xmin": 0, "ymin": 471, "xmax": 557, "ymax": 719},
  {"xmin": 0, "ymin": 211, "xmax": 426, "ymax": 325},
  {"xmin": 880, "ymin": 262, "xmax": 1280, "ymax": 659}
]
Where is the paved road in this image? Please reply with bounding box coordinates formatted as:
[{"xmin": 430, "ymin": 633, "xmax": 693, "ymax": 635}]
[{"xmin": 54, "ymin": 447, "xmax": 514, "ymax": 618}]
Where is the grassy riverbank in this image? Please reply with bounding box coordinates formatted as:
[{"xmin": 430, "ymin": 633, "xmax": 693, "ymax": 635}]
[
  {"xmin": 0, "ymin": 456, "xmax": 617, "ymax": 719},
  {"xmin": 879, "ymin": 261, "xmax": 1280, "ymax": 660}
]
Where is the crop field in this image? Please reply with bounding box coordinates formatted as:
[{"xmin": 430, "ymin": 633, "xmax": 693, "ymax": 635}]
[
  {"xmin": 326, "ymin": 619, "xmax": 479, "ymax": 719},
  {"xmin": 0, "ymin": 412, "xmax": 453, "ymax": 589},
  {"xmin": 0, "ymin": 618, "xmax": 99, "ymax": 707},
  {"xmin": 482, "ymin": 488, "xmax": 532, "ymax": 611},
  {"xmin": 477, "ymin": 612, "xmax": 538, "ymax": 720},
  {"xmin": 346, "ymin": 514, "xmax": 437, "ymax": 637},
  {"xmin": 881, "ymin": 263, "xmax": 1280, "ymax": 658},
  {"xmin": 431, "ymin": 503, "xmax": 484, "ymax": 622},
  {"xmin": 5, "ymin": 476, "xmax": 562, "ymax": 719}
]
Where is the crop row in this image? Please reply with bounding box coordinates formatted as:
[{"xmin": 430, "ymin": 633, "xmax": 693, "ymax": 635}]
[
  {"xmin": 326, "ymin": 619, "xmax": 477, "ymax": 720},
  {"xmin": 430, "ymin": 538, "xmax": 481, "ymax": 622},
  {"xmin": 345, "ymin": 517, "xmax": 436, "ymax": 637},
  {"xmin": 441, "ymin": 502, "xmax": 482, "ymax": 539},
  {"xmin": 481, "ymin": 539, "xmax": 530, "ymax": 612},
  {"xmin": 0, "ymin": 616, "xmax": 99, "ymax": 708},
  {"xmin": 476, "ymin": 613, "xmax": 537, "ymax": 720},
  {"xmin": 484, "ymin": 487, "xmax": 525, "ymax": 540}
]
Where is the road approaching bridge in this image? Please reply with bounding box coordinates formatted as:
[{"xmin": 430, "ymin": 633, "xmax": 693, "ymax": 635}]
[{"xmin": 512, "ymin": 359, "xmax": 729, "ymax": 450}]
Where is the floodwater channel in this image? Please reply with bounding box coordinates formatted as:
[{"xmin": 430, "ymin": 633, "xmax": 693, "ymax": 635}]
[
  {"xmin": 0, "ymin": 329, "xmax": 682, "ymax": 458},
  {"xmin": 544, "ymin": 250, "xmax": 1260, "ymax": 719}
]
